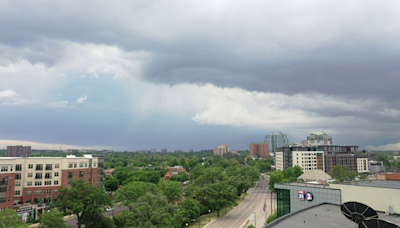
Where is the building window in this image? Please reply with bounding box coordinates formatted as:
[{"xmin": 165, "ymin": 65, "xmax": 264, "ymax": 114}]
[
  {"xmin": 10, "ymin": 166, "xmax": 12, "ymax": 171},
  {"xmin": 74, "ymin": 164, "xmax": 77, "ymax": 168},
  {"xmin": 1, "ymin": 166, "xmax": 8, "ymax": 172},
  {"xmin": 68, "ymin": 164, "xmax": 73, "ymax": 168},
  {"xmin": 0, "ymin": 198, "xmax": 6, "ymax": 203},
  {"xmin": 0, "ymin": 187, "xmax": 6, "ymax": 192},
  {"xmin": 15, "ymin": 190, "xmax": 20, "ymax": 195},
  {"xmin": 28, "ymin": 164, "xmax": 33, "ymax": 169},
  {"xmin": 26, "ymin": 198, "xmax": 31, "ymax": 203},
  {"xmin": 34, "ymin": 190, "xmax": 42, "ymax": 195},
  {"xmin": 35, "ymin": 181, "xmax": 42, "ymax": 186},
  {"xmin": 45, "ymin": 164, "xmax": 52, "ymax": 170},
  {"xmin": 27, "ymin": 181, "xmax": 32, "ymax": 186},
  {"xmin": 36, "ymin": 164, "xmax": 43, "ymax": 171},
  {"xmin": 15, "ymin": 182, "xmax": 21, "ymax": 187},
  {"xmin": 84, "ymin": 179, "xmax": 87, "ymax": 182},
  {"xmin": 15, "ymin": 173, "xmax": 21, "ymax": 180},
  {"xmin": 85, "ymin": 171, "xmax": 87, "ymax": 175},
  {"xmin": 55, "ymin": 164, "xmax": 59, "ymax": 168},
  {"xmin": 15, "ymin": 165, "xmax": 22, "ymax": 171},
  {"xmin": 93, "ymin": 178, "xmax": 96, "ymax": 181},
  {"xmin": 85, "ymin": 163, "xmax": 87, "ymax": 167},
  {"xmin": 28, "ymin": 173, "xmax": 33, "ymax": 177},
  {"xmin": 0, "ymin": 177, "xmax": 7, "ymax": 185},
  {"xmin": 9, "ymin": 177, "xmax": 12, "ymax": 181},
  {"xmin": 45, "ymin": 181, "xmax": 51, "ymax": 185},
  {"xmin": 54, "ymin": 180, "xmax": 59, "ymax": 185},
  {"xmin": 27, "ymin": 190, "xmax": 32, "ymax": 195},
  {"xmin": 9, "ymin": 186, "xmax": 12, "ymax": 191},
  {"xmin": 79, "ymin": 171, "xmax": 84, "ymax": 178},
  {"xmin": 54, "ymin": 189, "xmax": 58, "ymax": 193},
  {"xmin": 79, "ymin": 163, "xmax": 83, "ymax": 168},
  {"xmin": 35, "ymin": 173, "xmax": 43, "ymax": 179},
  {"xmin": 74, "ymin": 172, "xmax": 77, "ymax": 176},
  {"xmin": 54, "ymin": 172, "xmax": 59, "ymax": 177},
  {"xmin": 45, "ymin": 173, "xmax": 52, "ymax": 179},
  {"xmin": 94, "ymin": 170, "xmax": 96, "ymax": 174},
  {"xmin": 44, "ymin": 189, "xmax": 51, "ymax": 194},
  {"xmin": 93, "ymin": 162, "xmax": 97, "ymax": 167}
]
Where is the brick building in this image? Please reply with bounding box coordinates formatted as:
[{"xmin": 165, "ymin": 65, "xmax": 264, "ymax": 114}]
[
  {"xmin": 214, "ymin": 144, "xmax": 229, "ymax": 156},
  {"xmin": 7, "ymin": 145, "xmax": 31, "ymax": 157},
  {"xmin": 0, "ymin": 154, "xmax": 103, "ymax": 210},
  {"xmin": 249, "ymin": 142, "xmax": 269, "ymax": 158}
]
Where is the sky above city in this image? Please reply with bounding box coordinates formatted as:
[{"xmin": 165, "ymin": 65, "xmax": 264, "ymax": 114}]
[{"xmin": 1, "ymin": 0, "xmax": 400, "ymax": 151}]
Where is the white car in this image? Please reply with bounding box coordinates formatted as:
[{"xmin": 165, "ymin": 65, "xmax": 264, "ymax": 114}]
[{"xmin": 106, "ymin": 207, "xmax": 114, "ymax": 211}]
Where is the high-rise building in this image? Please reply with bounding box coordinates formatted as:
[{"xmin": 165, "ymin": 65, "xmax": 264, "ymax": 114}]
[
  {"xmin": 174, "ymin": 150, "xmax": 183, "ymax": 153},
  {"xmin": 189, "ymin": 149, "xmax": 194, "ymax": 153},
  {"xmin": 161, "ymin": 148, "xmax": 167, "ymax": 153},
  {"xmin": 150, "ymin": 148, "xmax": 157, "ymax": 153},
  {"xmin": 249, "ymin": 142, "xmax": 269, "ymax": 158},
  {"xmin": 7, "ymin": 145, "xmax": 31, "ymax": 157},
  {"xmin": 307, "ymin": 130, "xmax": 332, "ymax": 146},
  {"xmin": 214, "ymin": 144, "xmax": 229, "ymax": 156},
  {"xmin": 264, "ymin": 133, "xmax": 289, "ymax": 153}
]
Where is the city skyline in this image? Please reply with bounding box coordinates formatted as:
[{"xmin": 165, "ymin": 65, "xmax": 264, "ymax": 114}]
[{"xmin": 1, "ymin": 1, "xmax": 400, "ymax": 151}]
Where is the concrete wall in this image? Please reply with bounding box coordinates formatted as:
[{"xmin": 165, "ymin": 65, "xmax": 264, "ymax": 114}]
[
  {"xmin": 275, "ymin": 183, "xmax": 341, "ymax": 213},
  {"xmin": 330, "ymin": 184, "xmax": 400, "ymax": 213}
]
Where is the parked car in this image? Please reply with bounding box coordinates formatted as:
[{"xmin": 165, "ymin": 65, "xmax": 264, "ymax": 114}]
[{"xmin": 105, "ymin": 207, "xmax": 114, "ymax": 211}]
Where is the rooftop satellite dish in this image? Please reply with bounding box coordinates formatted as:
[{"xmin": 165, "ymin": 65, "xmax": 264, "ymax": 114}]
[
  {"xmin": 389, "ymin": 205, "xmax": 394, "ymax": 215},
  {"xmin": 359, "ymin": 218, "xmax": 400, "ymax": 228},
  {"xmin": 341, "ymin": 202, "xmax": 378, "ymax": 224}
]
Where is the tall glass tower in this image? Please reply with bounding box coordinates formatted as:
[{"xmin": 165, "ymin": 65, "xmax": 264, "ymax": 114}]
[{"xmin": 264, "ymin": 133, "xmax": 289, "ymax": 153}]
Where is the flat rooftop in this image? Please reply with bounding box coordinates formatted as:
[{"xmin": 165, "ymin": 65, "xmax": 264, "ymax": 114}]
[
  {"xmin": 264, "ymin": 204, "xmax": 400, "ymax": 228},
  {"xmin": 331, "ymin": 179, "xmax": 400, "ymax": 190},
  {"xmin": 276, "ymin": 182, "xmax": 330, "ymax": 189}
]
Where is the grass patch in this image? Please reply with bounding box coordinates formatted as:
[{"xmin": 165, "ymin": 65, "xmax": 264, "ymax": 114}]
[{"xmin": 187, "ymin": 193, "xmax": 249, "ymax": 228}]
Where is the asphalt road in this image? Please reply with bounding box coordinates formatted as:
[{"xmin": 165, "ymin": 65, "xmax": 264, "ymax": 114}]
[
  {"xmin": 64, "ymin": 206, "xmax": 129, "ymax": 228},
  {"xmin": 209, "ymin": 174, "xmax": 276, "ymax": 228}
]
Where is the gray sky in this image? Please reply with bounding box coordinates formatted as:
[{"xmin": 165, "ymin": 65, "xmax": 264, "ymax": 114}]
[{"xmin": 0, "ymin": 0, "xmax": 399, "ymax": 151}]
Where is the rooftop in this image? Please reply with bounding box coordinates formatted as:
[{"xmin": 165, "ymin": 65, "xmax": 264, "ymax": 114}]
[
  {"xmin": 250, "ymin": 142, "xmax": 269, "ymax": 144},
  {"xmin": 276, "ymin": 182, "xmax": 330, "ymax": 189},
  {"xmin": 330, "ymin": 179, "xmax": 400, "ymax": 190},
  {"xmin": 312, "ymin": 130, "xmax": 327, "ymax": 135},
  {"xmin": 263, "ymin": 203, "xmax": 400, "ymax": 228}
]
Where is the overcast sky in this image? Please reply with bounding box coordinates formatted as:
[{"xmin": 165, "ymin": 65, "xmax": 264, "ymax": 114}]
[{"xmin": 1, "ymin": 0, "xmax": 400, "ymax": 151}]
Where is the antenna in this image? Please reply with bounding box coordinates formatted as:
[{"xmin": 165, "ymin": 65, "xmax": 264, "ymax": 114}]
[{"xmin": 341, "ymin": 201, "xmax": 378, "ymax": 226}]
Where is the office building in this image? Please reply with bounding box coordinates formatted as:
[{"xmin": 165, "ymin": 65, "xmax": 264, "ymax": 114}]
[
  {"xmin": 306, "ymin": 130, "xmax": 332, "ymax": 146},
  {"xmin": 161, "ymin": 148, "xmax": 167, "ymax": 153},
  {"xmin": 264, "ymin": 133, "xmax": 289, "ymax": 153},
  {"xmin": 249, "ymin": 142, "xmax": 269, "ymax": 158},
  {"xmin": 276, "ymin": 144, "xmax": 369, "ymax": 174},
  {"xmin": 0, "ymin": 155, "xmax": 103, "ymax": 210},
  {"xmin": 368, "ymin": 160, "xmax": 385, "ymax": 174},
  {"xmin": 7, "ymin": 146, "xmax": 31, "ymax": 157},
  {"xmin": 150, "ymin": 148, "xmax": 156, "ymax": 153},
  {"xmin": 214, "ymin": 144, "xmax": 229, "ymax": 156}
]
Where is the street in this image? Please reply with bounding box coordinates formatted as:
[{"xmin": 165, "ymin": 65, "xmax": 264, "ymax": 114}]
[
  {"xmin": 64, "ymin": 206, "xmax": 129, "ymax": 228},
  {"xmin": 209, "ymin": 174, "xmax": 276, "ymax": 228}
]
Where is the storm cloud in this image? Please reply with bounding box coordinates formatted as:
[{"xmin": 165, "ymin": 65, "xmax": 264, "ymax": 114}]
[{"xmin": 0, "ymin": 0, "xmax": 399, "ymax": 150}]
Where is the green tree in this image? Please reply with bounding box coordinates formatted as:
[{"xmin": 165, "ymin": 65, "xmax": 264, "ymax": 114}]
[
  {"xmin": 179, "ymin": 157, "xmax": 186, "ymax": 166},
  {"xmin": 169, "ymin": 171, "xmax": 189, "ymax": 183},
  {"xmin": 52, "ymin": 179, "xmax": 112, "ymax": 228},
  {"xmin": 331, "ymin": 165, "xmax": 357, "ymax": 182},
  {"xmin": 39, "ymin": 209, "xmax": 67, "ymax": 228},
  {"xmin": 194, "ymin": 167, "xmax": 226, "ymax": 186},
  {"xmin": 189, "ymin": 165, "xmax": 204, "ymax": 181},
  {"xmin": 163, "ymin": 181, "xmax": 183, "ymax": 203},
  {"xmin": 0, "ymin": 208, "xmax": 27, "ymax": 228},
  {"xmin": 293, "ymin": 165, "xmax": 303, "ymax": 177},
  {"xmin": 269, "ymin": 170, "xmax": 284, "ymax": 192},
  {"xmin": 114, "ymin": 181, "xmax": 157, "ymax": 211},
  {"xmin": 205, "ymin": 180, "xmax": 237, "ymax": 217},
  {"xmin": 227, "ymin": 176, "xmax": 252, "ymax": 197},
  {"xmin": 104, "ymin": 176, "xmax": 120, "ymax": 193},
  {"xmin": 266, "ymin": 210, "xmax": 278, "ymax": 223},
  {"xmin": 247, "ymin": 225, "xmax": 256, "ymax": 228},
  {"xmin": 362, "ymin": 149, "xmax": 367, "ymax": 154},
  {"xmin": 126, "ymin": 192, "xmax": 173, "ymax": 227}
]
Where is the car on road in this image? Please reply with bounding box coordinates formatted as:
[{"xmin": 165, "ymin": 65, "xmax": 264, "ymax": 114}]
[{"xmin": 105, "ymin": 207, "xmax": 114, "ymax": 211}]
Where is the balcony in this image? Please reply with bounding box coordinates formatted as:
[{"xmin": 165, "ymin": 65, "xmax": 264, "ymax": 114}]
[
  {"xmin": 0, "ymin": 181, "xmax": 7, "ymax": 185},
  {"xmin": 45, "ymin": 167, "xmax": 52, "ymax": 171},
  {"xmin": 45, "ymin": 176, "xmax": 52, "ymax": 179},
  {"xmin": 36, "ymin": 167, "xmax": 43, "ymax": 171},
  {"xmin": 35, "ymin": 176, "xmax": 43, "ymax": 180}
]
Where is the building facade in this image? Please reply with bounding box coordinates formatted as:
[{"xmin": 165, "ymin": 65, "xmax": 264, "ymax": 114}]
[
  {"xmin": 276, "ymin": 144, "xmax": 369, "ymax": 174},
  {"xmin": 0, "ymin": 155, "xmax": 103, "ymax": 210},
  {"xmin": 368, "ymin": 161, "xmax": 385, "ymax": 174},
  {"xmin": 214, "ymin": 144, "xmax": 229, "ymax": 156},
  {"xmin": 306, "ymin": 130, "xmax": 332, "ymax": 146},
  {"xmin": 264, "ymin": 133, "xmax": 289, "ymax": 153},
  {"xmin": 249, "ymin": 142, "xmax": 269, "ymax": 158},
  {"xmin": 161, "ymin": 148, "xmax": 167, "ymax": 153},
  {"xmin": 150, "ymin": 148, "xmax": 156, "ymax": 153},
  {"xmin": 7, "ymin": 146, "xmax": 31, "ymax": 157}
]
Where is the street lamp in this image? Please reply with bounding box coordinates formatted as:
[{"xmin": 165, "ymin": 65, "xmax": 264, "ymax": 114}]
[
  {"xmin": 185, "ymin": 223, "xmax": 188, "ymax": 227},
  {"xmin": 208, "ymin": 209, "xmax": 211, "ymax": 222},
  {"xmin": 193, "ymin": 195, "xmax": 206, "ymax": 228}
]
